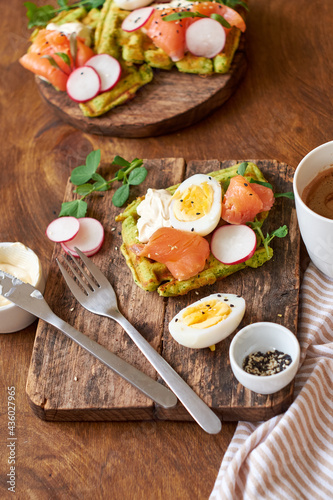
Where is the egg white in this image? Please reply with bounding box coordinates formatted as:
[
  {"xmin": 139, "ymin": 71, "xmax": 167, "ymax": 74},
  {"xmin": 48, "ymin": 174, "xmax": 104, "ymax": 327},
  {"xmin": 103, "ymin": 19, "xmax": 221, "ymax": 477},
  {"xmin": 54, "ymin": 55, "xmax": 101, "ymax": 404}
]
[
  {"xmin": 169, "ymin": 174, "xmax": 222, "ymax": 236},
  {"xmin": 169, "ymin": 293, "xmax": 246, "ymax": 349},
  {"xmin": 114, "ymin": 0, "xmax": 153, "ymax": 10}
]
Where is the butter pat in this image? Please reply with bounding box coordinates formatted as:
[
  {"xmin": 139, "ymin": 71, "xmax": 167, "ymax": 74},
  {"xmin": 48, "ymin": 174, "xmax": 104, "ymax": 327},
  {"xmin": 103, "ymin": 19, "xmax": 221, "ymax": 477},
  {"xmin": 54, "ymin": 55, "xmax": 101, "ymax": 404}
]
[{"xmin": 0, "ymin": 243, "xmax": 45, "ymax": 333}]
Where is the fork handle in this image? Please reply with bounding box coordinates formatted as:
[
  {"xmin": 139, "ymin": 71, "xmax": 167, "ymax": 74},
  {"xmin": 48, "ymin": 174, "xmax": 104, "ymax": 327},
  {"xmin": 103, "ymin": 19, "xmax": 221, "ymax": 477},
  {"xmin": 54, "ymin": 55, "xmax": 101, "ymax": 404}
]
[
  {"xmin": 44, "ymin": 312, "xmax": 177, "ymax": 409},
  {"xmin": 112, "ymin": 311, "xmax": 222, "ymax": 434}
]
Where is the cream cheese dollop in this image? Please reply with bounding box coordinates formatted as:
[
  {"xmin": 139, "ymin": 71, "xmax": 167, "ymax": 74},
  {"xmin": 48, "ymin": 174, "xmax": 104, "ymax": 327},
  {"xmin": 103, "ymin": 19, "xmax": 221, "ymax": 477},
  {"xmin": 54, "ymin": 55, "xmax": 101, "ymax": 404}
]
[
  {"xmin": 137, "ymin": 188, "xmax": 173, "ymax": 243},
  {"xmin": 46, "ymin": 22, "xmax": 92, "ymax": 46}
]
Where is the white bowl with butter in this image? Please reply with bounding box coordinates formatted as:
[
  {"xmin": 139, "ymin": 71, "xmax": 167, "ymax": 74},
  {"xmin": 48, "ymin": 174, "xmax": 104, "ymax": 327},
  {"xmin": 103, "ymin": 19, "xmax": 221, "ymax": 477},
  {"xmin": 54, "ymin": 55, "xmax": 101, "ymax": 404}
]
[{"xmin": 0, "ymin": 242, "xmax": 45, "ymax": 333}]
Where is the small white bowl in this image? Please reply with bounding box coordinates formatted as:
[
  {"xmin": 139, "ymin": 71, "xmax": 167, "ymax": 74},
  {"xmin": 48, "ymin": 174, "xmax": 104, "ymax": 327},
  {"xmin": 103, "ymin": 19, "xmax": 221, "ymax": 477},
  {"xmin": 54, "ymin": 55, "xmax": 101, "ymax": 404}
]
[
  {"xmin": 229, "ymin": 322, "xmax": 300, "ymax": 394},
  {"xmin": 0, "ymin": 242, "xmax": 45, "ymax": 334}
]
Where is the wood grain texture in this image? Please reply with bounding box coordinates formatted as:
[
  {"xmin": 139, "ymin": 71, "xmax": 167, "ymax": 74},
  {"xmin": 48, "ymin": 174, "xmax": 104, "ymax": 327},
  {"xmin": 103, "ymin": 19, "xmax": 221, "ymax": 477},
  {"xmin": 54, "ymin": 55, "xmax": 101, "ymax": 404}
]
[
  {"xmin": 36, "ymin": 41, "xmax": 247, "ymax": 138},
  {"xmin": 1, "ymin": 0, "xmax": 332, "ymax": 498},
  {"xmin": 26, "ymin": 158, "xmax": 299, "ymax": 422}
]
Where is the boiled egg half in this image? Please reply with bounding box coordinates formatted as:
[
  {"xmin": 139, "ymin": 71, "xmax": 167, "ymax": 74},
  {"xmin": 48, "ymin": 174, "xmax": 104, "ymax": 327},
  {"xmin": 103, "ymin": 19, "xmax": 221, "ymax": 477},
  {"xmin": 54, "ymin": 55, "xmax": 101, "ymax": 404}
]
[
  {"xmin": 169, "ymin": 293, "xmax": 246, "ymax": 349},
  {"xmin": 169, "ymin": 174, "xmax": 222, "ymax": 236}
]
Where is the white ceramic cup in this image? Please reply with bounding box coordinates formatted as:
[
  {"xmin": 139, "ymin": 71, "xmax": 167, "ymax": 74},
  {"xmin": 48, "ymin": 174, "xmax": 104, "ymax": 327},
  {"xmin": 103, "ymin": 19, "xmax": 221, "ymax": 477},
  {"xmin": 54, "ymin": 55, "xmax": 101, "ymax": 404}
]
[{"xmin": 293, "ymin": 140, "xmax": 333, "ymax": 278}]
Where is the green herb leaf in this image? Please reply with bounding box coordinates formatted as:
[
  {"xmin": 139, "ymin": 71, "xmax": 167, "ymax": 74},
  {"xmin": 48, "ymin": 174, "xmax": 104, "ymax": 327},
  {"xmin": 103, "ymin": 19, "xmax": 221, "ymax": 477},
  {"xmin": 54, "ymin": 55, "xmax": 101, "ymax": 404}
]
[
  {"xmin": 111, "ymin": 155, "xmax": 131, "ymax": 168},
  {"xmin": 54, "ymin": 52, "xmax": 71, "ymax": 68},
  {"xmin": 250, "ymin": 178, "xmax": 273, "ymax": 190},
  {"xmin": 237, "ymin": 162, "xmax": 248, "ymax": 176},
  {"xmin": 86, "ymin": 149, "xmax": 101, "ymax": 173},
  {"xmin": 116, "ymin": 168, "xmax": 126, "ymax": 181},
  {"xmin": 112, "ymin": 184, "xmax": 130, "ymax": 207},
  {"xmin": 268, "ymin": 225, "xmax": 288, "ymax": 240},
  {"xmin": 74, "ymin": 184, "xmax": 94, "ymax": 196},
  {"xmin": 69, "ymin": 33, "xmax": 77, "ymax": 65},
  {"xmin": 70, "ymin": 149, "xmax": 101, "ymax": 185},
  {"xmin": 40, "ymin": 55, "xmax": 63, "ymax": 72},
  {"xmin": 215, "ymin": 0, "xmax": 249, "ymax": 11},
  {"xmin": 57, "ymin": 0, "xmax": 69, "ymax": 8},
  {"xmin": 162, "ymin": 11, "xmax": 206, "ymax": 22},
  {"xmin": 24, "ymin": 2, "xmax": 55, "ymax": 28},
  {"xmin": 274, "ymin": 191, "xmax": 295, "ymax": 199},
  {"xmin": 59, "ymin": 199, "xmax": 88, "ymax": 218},
  {"xmin": 210, "ymin": 13, "xmax": 231, "ymax": 28},
  {"xmin": 128, "ymin": 167, "xmax": 148, "ymax": 186},
  {"xmin": 92, "ymin": 173, "xmax": 108, "ymax": 191}
]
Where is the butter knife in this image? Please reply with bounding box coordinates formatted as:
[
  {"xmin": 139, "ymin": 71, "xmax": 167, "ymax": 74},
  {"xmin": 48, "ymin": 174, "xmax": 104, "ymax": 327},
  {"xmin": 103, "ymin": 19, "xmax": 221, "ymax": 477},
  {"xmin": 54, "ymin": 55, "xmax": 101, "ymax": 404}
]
[{"xmin": 0, "ymin": 270, "xmax": 177, "ymax": 409}]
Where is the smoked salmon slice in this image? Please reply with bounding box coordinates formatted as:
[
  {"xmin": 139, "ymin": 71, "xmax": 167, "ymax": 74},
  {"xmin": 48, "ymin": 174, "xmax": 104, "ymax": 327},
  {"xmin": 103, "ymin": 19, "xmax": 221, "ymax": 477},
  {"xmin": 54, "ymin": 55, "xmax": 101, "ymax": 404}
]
[
  {"xmin": 19, "ymin": 29, "xmax": 94, "ymax": 91},
  {"xmin": 135, "ymin": 227, "xmax": 210, "ymax": 281},
  {"xmin": 222, "ymin": 175, "xmax": 274, "ymax": 224},
  {"xmin": 143, "ymin": 1, "xmax": 246, "ymax": 62}
]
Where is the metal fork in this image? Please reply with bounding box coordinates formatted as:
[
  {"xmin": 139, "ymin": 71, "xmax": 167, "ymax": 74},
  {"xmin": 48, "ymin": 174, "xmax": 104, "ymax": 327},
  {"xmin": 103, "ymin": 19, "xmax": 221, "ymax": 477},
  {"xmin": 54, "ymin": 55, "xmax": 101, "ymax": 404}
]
[{"xmin": 57, "ymin": 248, "xmax": 222, "ymax": 434}]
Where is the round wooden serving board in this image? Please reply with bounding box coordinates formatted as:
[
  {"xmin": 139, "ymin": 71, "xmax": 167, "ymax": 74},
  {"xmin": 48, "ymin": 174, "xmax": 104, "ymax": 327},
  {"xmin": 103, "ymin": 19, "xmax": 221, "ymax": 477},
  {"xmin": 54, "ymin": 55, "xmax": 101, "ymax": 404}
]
[{"xmin": 36, "ymin": 41, "xmax": 246, "ymax": 138}]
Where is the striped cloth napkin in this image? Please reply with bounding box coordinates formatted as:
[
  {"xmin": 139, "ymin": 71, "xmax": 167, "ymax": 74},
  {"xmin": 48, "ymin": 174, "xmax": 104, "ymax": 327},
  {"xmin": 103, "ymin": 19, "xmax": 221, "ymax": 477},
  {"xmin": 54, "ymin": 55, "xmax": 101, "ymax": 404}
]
[{"xmin": 210, "ymin": 263, "xmax": 333, "ymax": 500}]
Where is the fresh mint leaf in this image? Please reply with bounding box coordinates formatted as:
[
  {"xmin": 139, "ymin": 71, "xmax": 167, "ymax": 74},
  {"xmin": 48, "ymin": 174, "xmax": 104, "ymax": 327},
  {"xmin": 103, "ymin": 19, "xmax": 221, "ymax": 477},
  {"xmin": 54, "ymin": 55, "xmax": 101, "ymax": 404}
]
[
  {"xmin": 59, "ymin": 199, "xmax": 88, "ymax": 218},
  {"xmin": 128, "ymin": 167, "xmax": 148, "ymax": 186},
  {"xmin": 237, "ymin": 162, "xmax": 248, "ymax": 176},
  {"xmin": 111, "ymin": 156, "xmax": 131, "ymax": 168},
  {"xmin": 274, "ymin": 191, "xmax": 295, "ymax": 199},
  {"xmin": 112, "ymin": 184, "xmax": 130, "ymax": 207}
]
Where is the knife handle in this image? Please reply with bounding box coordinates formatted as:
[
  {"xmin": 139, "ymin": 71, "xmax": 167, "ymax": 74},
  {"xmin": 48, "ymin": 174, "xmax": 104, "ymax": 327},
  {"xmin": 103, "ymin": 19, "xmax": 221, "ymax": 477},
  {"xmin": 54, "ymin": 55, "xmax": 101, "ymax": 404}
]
[
  {"xmin": 112, "ymin": 310, "xmax": 222, "ymax": 435},
  {"xmin": 45, "ymin": 312, "xmax": 177, "ymax": 409}
]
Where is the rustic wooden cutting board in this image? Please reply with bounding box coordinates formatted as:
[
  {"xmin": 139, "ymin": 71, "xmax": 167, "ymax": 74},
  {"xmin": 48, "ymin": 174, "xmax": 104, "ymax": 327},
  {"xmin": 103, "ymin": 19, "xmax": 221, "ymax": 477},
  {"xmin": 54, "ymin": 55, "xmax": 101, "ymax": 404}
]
[
  {"xmin": 26, "ymin": 159, "xmax": 300, "ymax": 423},
  {"xmin": 35, "ymin": 39, "xmax": 246, "ymax": 138}
]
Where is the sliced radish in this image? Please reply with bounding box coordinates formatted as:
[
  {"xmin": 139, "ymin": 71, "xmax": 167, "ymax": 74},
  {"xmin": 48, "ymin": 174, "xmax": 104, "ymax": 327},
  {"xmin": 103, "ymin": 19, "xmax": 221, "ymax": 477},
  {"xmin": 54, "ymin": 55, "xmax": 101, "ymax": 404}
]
[
  {"xmin": 211, "ymin": 225, "xmax": 257, "ymax": 265},
  {"xmin": 186, "ymin": 18, "xmax": 226, "ymax": 58},
  {"xmin": 85, "ymin": 54, "xmax": 122, "ymax": 92},
  {"xmin": 121, "ymin": 7, "xmax": 154, "ymax": 32},
  {"xmin": 66, "ymin": 66, "xmax": 101, "ymax": 103},
  {"xmin": 46, "ymin": 217, "xmax": 80, "ymax": 243},
  {"xmin": 61, "ymin": 217, "xmax": 105, "ymax": 257}
]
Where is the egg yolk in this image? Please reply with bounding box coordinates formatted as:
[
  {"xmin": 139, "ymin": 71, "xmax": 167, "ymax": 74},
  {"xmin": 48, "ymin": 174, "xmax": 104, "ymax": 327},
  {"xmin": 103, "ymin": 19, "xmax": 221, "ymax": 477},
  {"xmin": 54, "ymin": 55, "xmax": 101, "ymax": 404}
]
[
  {"xmin": 172, "ymin": 182, "xmax": 213, "ymax": 222},
  {"xmin": 182, "ymin": 299, "xmax": 231, "ymax": 329}
]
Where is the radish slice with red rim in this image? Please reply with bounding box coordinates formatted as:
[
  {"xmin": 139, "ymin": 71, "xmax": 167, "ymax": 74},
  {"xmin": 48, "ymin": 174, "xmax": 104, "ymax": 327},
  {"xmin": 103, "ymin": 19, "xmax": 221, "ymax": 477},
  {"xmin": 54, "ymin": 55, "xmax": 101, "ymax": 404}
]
[
  {"xmin": 85, "ymin": 54, "xmax": 122, "ymax": 92},
  {"xmin": 46, "ymin": 217, "xmax": 80, "ymax": 243},
  {"xmin": 186, "ymin": 18, "xmax": 226, "ymax": 58},
  {"xmin": 121, "ymin": 7, "xmax": 154, "ymax": 32},
  {"xmin": 211, "ymin": 224, "xmax": 257, "ymax": 265},
  {"xmin": 61, "ymin": 217, "xmax": 105, "ymax": 257},
  {"xmin": 66, "ymin": 66, "xmax": 101, "ymax": 102}
]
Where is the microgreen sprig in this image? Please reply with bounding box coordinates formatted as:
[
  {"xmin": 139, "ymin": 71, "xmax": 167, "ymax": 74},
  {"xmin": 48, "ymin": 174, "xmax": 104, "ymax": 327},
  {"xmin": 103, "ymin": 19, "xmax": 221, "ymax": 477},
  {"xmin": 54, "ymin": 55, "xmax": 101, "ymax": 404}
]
[
  {"xmin": 24, "ymin": 0, "xmax": 105, "ymax": 28},
  {"xmin": 248, "ymin": 221, "xmax": 288, "ymax": 258},
  {"xmin": 236, "ymin": 162, "xmax": 294, "ymax": 199},
  {"xmin": 162, "ymin": 11, "xmax": 231, "ymax": 29},
  {"xmin": 59, "ymin": 150, "xmax": 147, "ymax": 218},
  {"xmin": 185, "ymin": 0, "xmax": 249, "ymax": 10}
]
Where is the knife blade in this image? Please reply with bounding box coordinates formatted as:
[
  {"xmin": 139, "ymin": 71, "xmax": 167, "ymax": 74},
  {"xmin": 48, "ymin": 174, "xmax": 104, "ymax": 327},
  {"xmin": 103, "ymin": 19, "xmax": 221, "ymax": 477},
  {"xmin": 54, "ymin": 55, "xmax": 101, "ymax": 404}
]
[{"xmin": 0, "ymin": 269, "xmax": 177, "ymax": 409}]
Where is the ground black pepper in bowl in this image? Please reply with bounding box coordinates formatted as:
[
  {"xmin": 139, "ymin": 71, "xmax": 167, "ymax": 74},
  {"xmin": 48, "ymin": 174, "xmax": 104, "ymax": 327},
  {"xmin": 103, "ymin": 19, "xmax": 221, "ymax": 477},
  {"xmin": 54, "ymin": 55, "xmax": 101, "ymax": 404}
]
[{"xmin": 242, "ymin": 350, "xmax": 292, "ymax": 376}]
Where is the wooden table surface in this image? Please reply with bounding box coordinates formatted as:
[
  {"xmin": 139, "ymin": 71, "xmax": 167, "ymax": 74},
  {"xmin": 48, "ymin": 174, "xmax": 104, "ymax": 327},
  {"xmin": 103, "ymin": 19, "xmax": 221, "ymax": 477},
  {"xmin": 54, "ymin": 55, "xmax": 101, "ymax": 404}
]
[{"xmin": 0, "ymin": 1, "xmax": 332, "ymax": 498}]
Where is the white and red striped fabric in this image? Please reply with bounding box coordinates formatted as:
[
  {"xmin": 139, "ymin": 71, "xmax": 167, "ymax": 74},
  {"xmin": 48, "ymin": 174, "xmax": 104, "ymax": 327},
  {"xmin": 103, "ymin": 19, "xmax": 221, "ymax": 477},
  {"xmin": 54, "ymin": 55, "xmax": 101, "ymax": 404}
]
[{"xmin": 210, "ymin": 263, "xmax": 333, "ymax": 500}]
